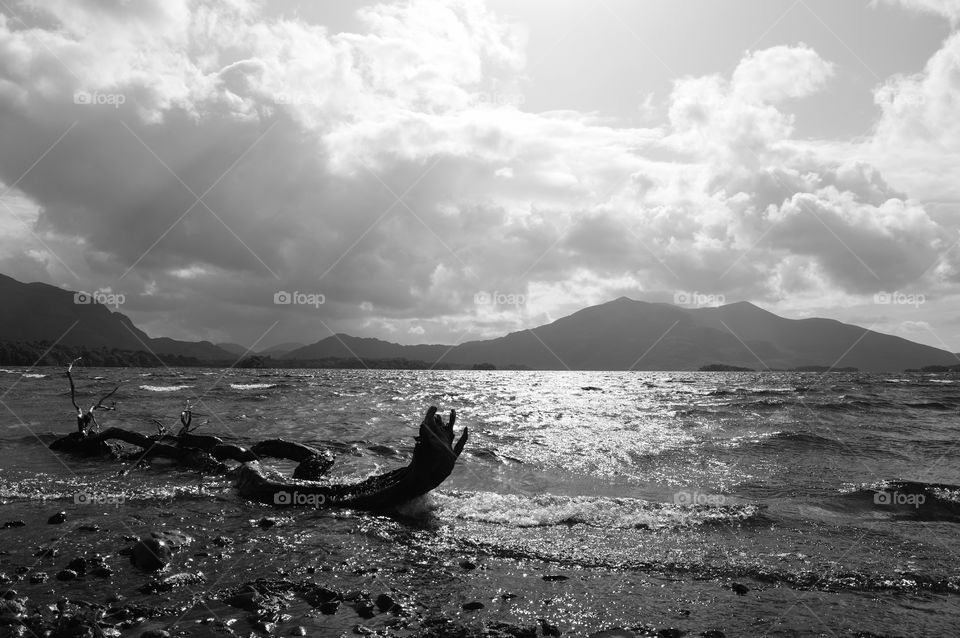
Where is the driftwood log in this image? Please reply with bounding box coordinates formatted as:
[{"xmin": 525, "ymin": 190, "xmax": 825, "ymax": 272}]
[{"xmin": 49, "ymin": 363, "xmax": 468, "ymax": 510}]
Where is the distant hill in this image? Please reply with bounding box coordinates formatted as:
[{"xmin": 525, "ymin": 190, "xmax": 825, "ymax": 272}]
[
  {"xmin": 259, "ymin": 342, "xmax": 307, "ymax": 357},
  {"xmin": 285, "ymin": 297, "xmax": 958, "ymax": 372},
  {"xmin": 2, "ymin": 272, "xmax": 955, "ymax": 371},
  {"xmin": 0, "ymin": 274, "xmax": 234, "ymax": 364},
  {"xmin": 216, "ymin": 342, "xmax": 251, "ymax": 356}
]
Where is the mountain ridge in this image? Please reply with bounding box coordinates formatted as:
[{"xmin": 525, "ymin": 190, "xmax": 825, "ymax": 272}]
[{"xmin": 1, "ymin": 273, "xmax": 955, "ymax": 371}]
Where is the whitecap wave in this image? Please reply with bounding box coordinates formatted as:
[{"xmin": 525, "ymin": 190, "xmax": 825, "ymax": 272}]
[
  {"xmin": 230, "ymin": 382, "xmax": 277, "ymax": 390},
  {"xmin": 139, "ymin": 384, "xmax": 193, "ymax": 392}
]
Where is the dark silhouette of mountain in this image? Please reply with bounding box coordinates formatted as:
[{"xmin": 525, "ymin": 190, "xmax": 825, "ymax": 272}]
[
  {"xmin": 0, "ymin": 274, "xmax": 233, "ymax": 362},
  {"xmin": 216, "ymin": 342, "xmax": 251, "ymax": 356},
  {"xmin": 259, "ymin": 341, "xmax": 307, "ymax": 357},
  {"xmin": 285, "ymin": 297, "xmax": 957, "ymax": 372},
  {"xmin": 3, "ymin": 272, "xmax": 953, "ymax": 371}
]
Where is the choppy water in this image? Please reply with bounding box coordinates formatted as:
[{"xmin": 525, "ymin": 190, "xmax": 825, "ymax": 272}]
[{"xmin": 1, "ymin": 367, "xmax": 959, "ymax": 636}]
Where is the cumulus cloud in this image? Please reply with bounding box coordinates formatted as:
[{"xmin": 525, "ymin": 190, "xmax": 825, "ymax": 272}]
[
  {"xmin": 874, "ymin": 0, "xmax": 960, "ymax": 22},
  {"xmin": 0, "ymin": 0, "xmax": 956, "ymax": 346}
]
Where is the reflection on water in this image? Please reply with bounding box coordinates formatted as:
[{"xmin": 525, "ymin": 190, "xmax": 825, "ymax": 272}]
[{"xmin": 1, "ymin": 368, "xmax": 959, "ymax": 635}]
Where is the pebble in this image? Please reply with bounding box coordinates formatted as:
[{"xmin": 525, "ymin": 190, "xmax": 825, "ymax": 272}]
[
  {"xmin": 375, "ymin": 593, "xmax": 395, "ymax": 611},
  {"xmin": 47, "ymin": 512, "xmax": 67, "ymax": 524},
  {"xmin": 701, "ymin": 631, "xmax": 726, "ymax": 638},
  {"xmin": 538, "ymin": 619, "xmax": 561, "ymax": 636},
  {"xmin": 29, "ymin": 572, "xmax": 49, "ymax": 584},
  {"xmin": 2, "ymin": 520, "xmax": 25, "ymax": 528},
  {"xmin": 130, "ymin": 538, "xmax": 172, "ymax": 571},
  {"xmin": 289, "ymin": 627, "xmax": 307, "ymax": 636},
  {"xmin": 66, "ymin": 558, "xmax": 87, "ymax": 575},
  {"xmin": 140, "ymin": 631, "xmax": 171, "ymax": 638},
  {"xmin": 459, "ymin": 560, "xmax": 477, "ymax": 570},
  {"xmin": 462, "ymin": 601, "xmax": 484, "ymax": 611},
  {"xmin": 55, "ymin": 569, "xmax": 78, "ymax": 581},
  {"xmin": 731, "ymin": 583, "xmax": 749, "ymax": 596}
]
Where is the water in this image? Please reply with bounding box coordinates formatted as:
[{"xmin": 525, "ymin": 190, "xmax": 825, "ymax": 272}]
[{"xmin": 1, "ymin": 368, "xmax": 959, "ymax": 636}]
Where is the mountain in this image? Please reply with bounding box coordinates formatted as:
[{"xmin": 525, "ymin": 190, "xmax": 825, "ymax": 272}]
[
  {"xmin": 216, "ymin": 342, "xmax": 252, "ymax": 356},
  {"xmin": 286, "ymin": 297, "xmax": 958, "ymax": 372},
  {"xmin": 259, "ymin": 341, "xmax": 307, "ymax": 357},
  {"xmin": 0, "ymin": 274, "xmax": 234, "ymax": 362}
]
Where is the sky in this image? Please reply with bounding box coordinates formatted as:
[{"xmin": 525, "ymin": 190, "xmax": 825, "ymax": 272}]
[{"xmin": 0, "ymin": 0, "xmax": 959, "ymax": 352}]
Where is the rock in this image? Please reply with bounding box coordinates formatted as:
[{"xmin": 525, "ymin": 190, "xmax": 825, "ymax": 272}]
[
  {"xmin": 542, "ymin": 575, "xmax": 569, "ymax": 582},
  {"xmin": 257, "ymin": 517, "xmax": 277, "ymax": 529},
  {"xmin": 56, "ymin": 569, "xmax": 78, "ymax": 581},
  {"xmin": 130, "ymin": 538, "xmax": 172, "ymax": 571},
  {"xmin": 657, "ymin": 629, "xmax": 685, "ymax": 638},
  {"xmin": 303, "ymin": 585, "xmax": 341, "ymax": 606},
  {"xmin": 2, "ymin": 521, "xmax": 25, "ymax": 528},
  {"xmin": 701, "ymin": 631, "xmax": 726, "ymax": 638},
  {"xmin": 354, "ymin": 598, "xmax": 376, "ymax": 618},
  {"xmin": 47, "ymin": 512, "xmax": 67, "ymax": 524},
  {"xmin": 140, "ymin": 631, "xmax": 172, "ymax": 638},
  {"xmin": 254, "ymin": 621, "xmax": 276, "ymax": 634},
  {"xmin": 223, "ymin": 590, "xmax": 261, "ymax": 611},
  {"xmin": 730, "ymin": 583, "xmax": 749, "ymax": 596},
  {"xmin": 29, "ymin": 572, "xmax": 49, "ymax": 584},
  {"xmin": 538, "ymin": 619, "xmax": 561, "ymax": 636},
  {"xmin": 352, "ymin": 625, "xmax": 374, "ymax": 636},
  {"xmin": 77, "ymin": 524, "xmax": 100, "ymax": 532},
  {"xmin": 66, "ymin": 557, "xmax": 88, "ymax": 575},
  {"xmin": 459, "ymin": 560, "xmax": 477, "ymax": 570},
  {"xmin": 375, "ymin": 593, "xmax": 395, "ymax": 611},
  {"xmin": 91, "ymin": 566, "xmax": 114, "ymax": 578},
  {"xmin": 289, "ymin": 627, "xmax": 307, "ymax": 636},
  {"xmin": 1, "ymin": 589, "xmax": 17, "ymax": 600},
  {"xmin": 319, "ymin": 600, "xmax": 340, "ymax": 615},
  {"xmin": 462, "ymin": 601, "xmax": 484, "ymax": 611},
  {"xmin": 33, "ymin": 548, "xmax": 59, "ymax": 558},
  {"xmin": 501, "ymin": 592, "xmax": 518, "ymax": 600}
]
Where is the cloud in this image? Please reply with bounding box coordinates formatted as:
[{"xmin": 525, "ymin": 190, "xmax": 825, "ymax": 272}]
[
  {"xmin": 0, "ymin": 0, "xmax": 956, "ymax": 347},
  {"xmin": 874, "ymin": 0, "xmax": 960, "ymax": 22}
]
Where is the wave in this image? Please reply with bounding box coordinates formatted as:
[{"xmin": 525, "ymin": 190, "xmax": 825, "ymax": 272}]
[
  {"xmin": 837, "ymin": 480, "xmax": 960, "ymax": 522},
  {"xmin": 229, "ymin": 382, "xmax": 278, "ymax": 390},
  {"xmin": 22, "ymin": 373, "xmax": 48, "ymax": 379},
  {"xmin": 139, "ymin": 384, "xmax": 194, "ymax": 392},
  {"xmin": 432, "ymin": 491, "xmax": 764, "ymax": 530}
]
